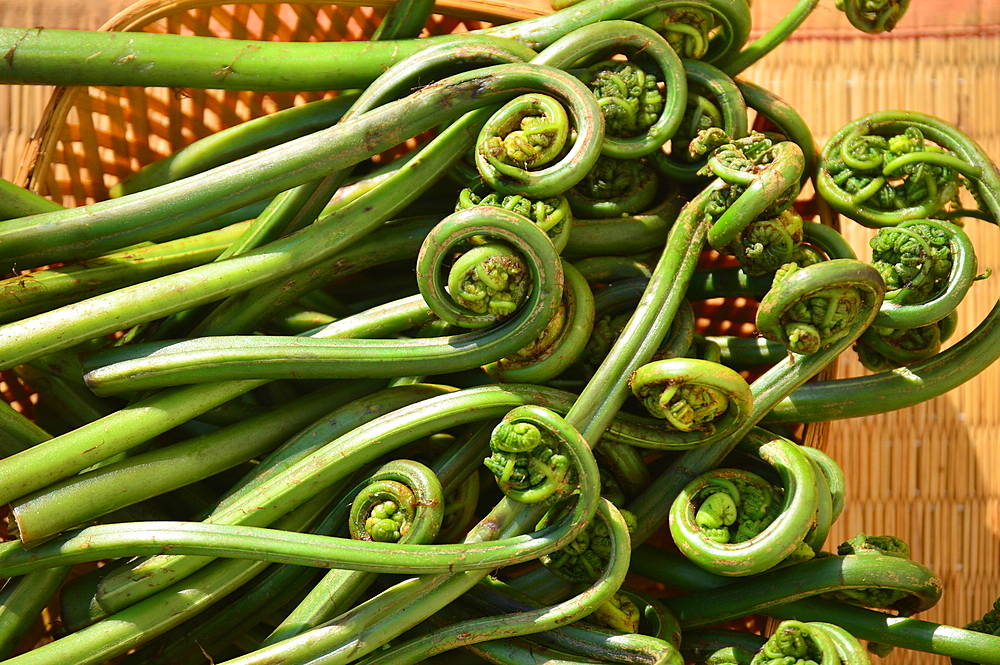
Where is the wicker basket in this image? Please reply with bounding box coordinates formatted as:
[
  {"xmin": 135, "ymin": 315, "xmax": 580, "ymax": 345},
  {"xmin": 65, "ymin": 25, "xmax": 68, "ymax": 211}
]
[
  {"xmin": 1, "ymin": 2, "xmax": 819, "ymax": 653},
  {"xmin": 13, "ymin": 0, "xmax": 550, "ymax": 206},
  {"xmin": 4, "ymin": 0, "xmax": 832, "ymax": 433}
]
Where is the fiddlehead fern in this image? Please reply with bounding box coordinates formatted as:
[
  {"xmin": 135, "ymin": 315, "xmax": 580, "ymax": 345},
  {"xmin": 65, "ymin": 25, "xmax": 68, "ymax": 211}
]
[
  {"xmin": 668, "ymin": 428, "xmax": 820, "ymax": 576},
  {"xmin": 854, "ymin": 318, "xmax": 948, "ymax": 371},
  {"xmin": 817, "ymin": 123, "xmax": 969, "ymax": 228},
  {"xmin": 456, "ymin": 185, "xmax": 573, "ymax": 253},
  {"xmin": 871, "ymin": 220, "xmax": 955, "ymax": 302},
  {"xmin": 952, "ymin": 596, "xmax": 1000, "ymax": 665},
  {"xmin": 347, "ymin": 460, "xmax": 443, "ymax": 544},
  {"xmin": 537, "ymin": 499, "xmax": 637, "ymax": 582},
  {"xmin": 835, "ymin": 0, "xmax": 911, "ymax": 34},
  {"xmin": 532, "ymin": 20, "xmax": 686, "ymax": 159},
  {"xmin": 474, "ymin": 88, "xmax": 601, "ymax": 198},
  {"xmin": 591, "ymin": 591, "xmax": 642, "ymax": 633},
  {"xmin": 750, "ymin": 620, "xmax": 858, "ymax": 665},
  {"xmin": 483, "ymin": 260, "xmax": 595, "ymax": 384},
  {"xmin": 565, "ymin": 155, "xmax": 661, "ymax": 219},
  {"xmin": 827, "ymin": 533, "xmax": 916, "ymax": 610},
  {"xmin": 722, "ymin": 208, "xmax": 804, "ymax": 277},
  {"xmin": 629, "ymin": 358, "xmax": 752, "ymax": 443},
  {"xmin": 447, "ymin": 243, "xmax": 532, "ymax": 320},
  {"xmin": 583, "ymin": 59, "xmax": 664, "ymax": 139},
  {"xmin": 868, "ymin": 218, "xmax": 979, "ymax": 330},
  {"xmin": 653, "ymin": 60, "xmax": 749, "ymax": 183},
  {"xmin": 478, "ymin": 93, "xmax": 568, "ymax": 172},
  {"xmin": 483, "ymin": 405, "xmax": 584, "ymax": 506},
  {"xmin": 756, "ymin": 259, "xmax": 885, "ymax": 355},
  {"xmin": 639, "ymin": 6, "xmax": 717, "ymax": 59},
  {"xmin": 703, "ymin": 135, "xmax": 804, "ymax": 253},
  {"xmin": 417, "ymin": 205, "xmax": 563, "ymax": 330}
]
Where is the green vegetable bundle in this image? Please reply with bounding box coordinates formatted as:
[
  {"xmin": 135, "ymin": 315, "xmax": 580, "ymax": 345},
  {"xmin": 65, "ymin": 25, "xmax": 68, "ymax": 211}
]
[{"xmin": 0, "ymin": 0, "xmax": 998, "ymax": 663}]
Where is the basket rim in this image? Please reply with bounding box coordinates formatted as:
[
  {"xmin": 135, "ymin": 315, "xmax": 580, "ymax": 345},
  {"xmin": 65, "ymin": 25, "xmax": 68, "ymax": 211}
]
[
  {"xmin": 99, "ymin": 0, "xmax": 547, "ymax": 32},
  {"xmin": 14, "ymin": 0, "xmax": 549, "ymax": 192}
]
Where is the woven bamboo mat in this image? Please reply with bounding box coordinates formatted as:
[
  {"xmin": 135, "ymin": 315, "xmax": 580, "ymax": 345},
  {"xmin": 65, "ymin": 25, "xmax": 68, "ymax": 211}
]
[
  {"xmin": 0, "ymin": 1, "xmax": 999, "ymax": 663},
  {"xmin": 743, "ymin": 4, "xmax": 1000, "ymax": 660}
]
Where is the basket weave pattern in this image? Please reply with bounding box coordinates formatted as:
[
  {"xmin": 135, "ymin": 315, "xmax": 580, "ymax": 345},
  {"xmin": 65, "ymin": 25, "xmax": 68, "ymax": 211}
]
[{"xmin": 15, "ymin": 2, "xmax": 499, "ymax": 206}]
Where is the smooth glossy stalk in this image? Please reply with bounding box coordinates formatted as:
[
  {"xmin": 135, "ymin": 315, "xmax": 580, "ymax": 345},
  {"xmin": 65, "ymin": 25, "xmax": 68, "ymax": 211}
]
[
  {"xmin": 8, "ymin": 379, "xmax": 382, "ymax": 543},
  {"xmin": 0, "ymin": 287, "xmax": 437, "ymax": 507},
  {"xmin": 81, "ymin": 208, "xmax": 563, "ymax": 394},
  {"xmin": 0, "ymin": 490, "xmax": 339, "ymax": 665},
  {"xmin": 0, "ymin": 566, "xmax": 72, "ymax": 658},
  {"xmin": 0, "ymin": 0, "xmax": 750, "ymax": 90},
  {"xmin": 0, "ymin": 221, "xmax": 249, "ymax": 325}
]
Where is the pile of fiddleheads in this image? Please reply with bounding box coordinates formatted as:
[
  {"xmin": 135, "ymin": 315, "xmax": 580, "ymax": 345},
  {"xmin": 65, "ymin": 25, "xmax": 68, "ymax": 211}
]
[{"xmin": 1, "ymin": 0, "xmax": 999, "ymax": 664}]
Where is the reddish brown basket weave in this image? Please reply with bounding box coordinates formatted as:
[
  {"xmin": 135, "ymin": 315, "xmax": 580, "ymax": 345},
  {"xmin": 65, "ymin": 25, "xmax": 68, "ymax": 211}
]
[{"xmin": 12, "ymin": 0, "xmax": 549, "ymax": 206}]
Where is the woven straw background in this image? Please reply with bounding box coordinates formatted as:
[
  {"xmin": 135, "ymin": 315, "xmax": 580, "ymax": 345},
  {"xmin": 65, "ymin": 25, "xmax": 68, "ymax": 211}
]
[
  {"xmin": 740, "ymin": 4, "xmax": 1000, "ymax": 661},
  {"xmin": 0, "ymin": 1, "xmax": 999, "ymax": 663}
]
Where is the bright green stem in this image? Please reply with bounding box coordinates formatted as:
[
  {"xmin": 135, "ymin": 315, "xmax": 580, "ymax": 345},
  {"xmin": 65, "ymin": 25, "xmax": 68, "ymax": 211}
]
[
  {"xmin": 0, "ymin": 0, "xmax": 750, "ymax": 89},
  {"xmin": 464, "ymin": 581, "xmax": 683, "ymax": 660},
  {"xmin": 0, "ymin": 221, "xmax": 248, "ymax": 325},
  {"xmin": 93, "ymin": 386, "xmax": 596, "ymax": 615},
  {"xmin": 704, "ymin": 336, "xmax": 787, "ymax": 368},
  {"xmin": 562, "ymin": 188, "xmax": 685, "ymax": 258},
  {"xmin": 120, "ymin": 556, "xmax": 321, "ymax": 665},
  {"xmin": 7, "ymin": 380, "xmax": 381, "ymax": 543},
  {"xmin": 719, "ymin": 0, "xmax": 820, "ymax": 75},
  {"xmin": 112, "ymin": 94, "xmax": 357, "ymax": 196},
  {"xmin": 354, "ymin": 500, "xmax": 631, "ymax": 665},
  {"xmin": 803, "ymin": 220, "xmax": 858, "ymax": 260},
  {"xmin": 0, "ymin": 566, "xmax": 72, "ymax": 658},
  {"xmin": 186, "ymin": 214, "xmax": 437, "ymax": 338},
  {"xmin": 0, "ymin": 399, "xmax": 49, "ymax": 457},
  {"xmin": 0, "ymin": 60, "xmax": 598, "ymax": 275},
  {"xmin": 655, "ymin": 551, "xmax": 941, "ymax": 626},
  {"xmin": 0, "ymin": 176, "xmax": 62, "ymax": 221},
  {"xmin": 211, "ymin": 502, "xmax": 539, "ymax": 665},
  {"xmin": 0, "ymin": 490, "xmax": 337, "ymax": 665},
  {"xmin": 260, "ymin": 425, "xmax": 490, "ymax": 648},
  {"xmin": 0, "ymin": 289, "xmax": 435, "ymax": 507},
  {"xmin": 213, "ymin": 423, "xmax": 597, "ymax": 665},
  {"xmin": 80, "ymin": 207, "xmax": 562, "ymax": 394},
  {"xmin": 370, "ymin": 0, "xmax": 437, "ymax": 40},
  {"xmin": 167, "ymin": 37, "xmax": 535, "ymax": 340},
  {"xmin": 564, "ymin": 179, "xmax": 714, "ymax": 446}
]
